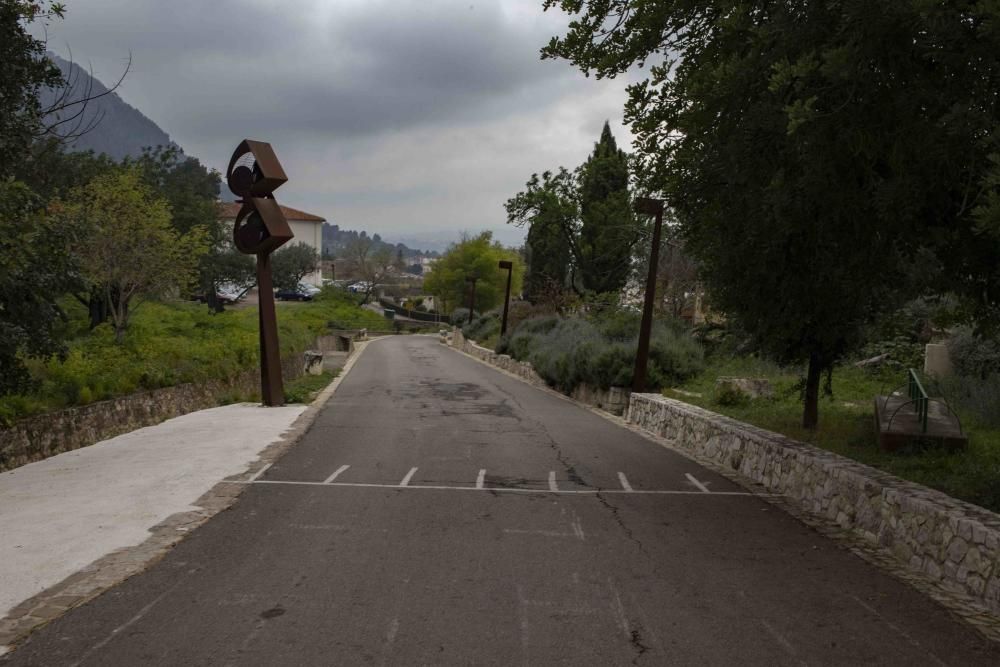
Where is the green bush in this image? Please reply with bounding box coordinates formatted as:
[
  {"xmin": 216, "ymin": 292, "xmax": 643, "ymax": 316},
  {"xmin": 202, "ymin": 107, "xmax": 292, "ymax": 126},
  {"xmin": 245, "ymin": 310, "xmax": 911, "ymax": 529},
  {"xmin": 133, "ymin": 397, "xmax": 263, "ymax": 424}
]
[
  {"xmin": 0, "ymin": 290, "xmax": 384, "ymax": 424},
  {"xmin": 948, "ymin": 328, "xmax": 1000, "ymax": 379},
  {"xmin": 450, "ymin": 307, "xmax": 472, "ymax": 327},
  {"xmin": 462, "ymin": 310, "xmax": 501, "ymax": 342},
  {"xmin": 500, "ymin": 312, "xmax": 704, "ymax": 392}
]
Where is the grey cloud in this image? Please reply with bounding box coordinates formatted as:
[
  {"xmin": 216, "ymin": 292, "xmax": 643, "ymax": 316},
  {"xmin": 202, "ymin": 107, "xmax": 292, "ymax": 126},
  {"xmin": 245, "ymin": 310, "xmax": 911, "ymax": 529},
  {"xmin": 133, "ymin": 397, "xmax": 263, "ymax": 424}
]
[{"xmin": 36, "ymin": 0, "xmax": 636, "ymax": 241}]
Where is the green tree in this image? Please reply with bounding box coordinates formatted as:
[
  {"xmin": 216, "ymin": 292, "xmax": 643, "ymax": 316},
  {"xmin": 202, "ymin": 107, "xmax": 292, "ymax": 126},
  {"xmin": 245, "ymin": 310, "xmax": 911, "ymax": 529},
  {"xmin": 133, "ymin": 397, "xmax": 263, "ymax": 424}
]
[
  {"xmin": 0, "ymin": 1, "xmax": 65, "ymax": 177},
  {"xmin": 0, "ymin": 181, "xmax": 81, "ymax": 395},
  {"xmin": 271, "ymin": 243, "xmax": 320, "ymax": 291},
  {"xmin": 55, "ymin": 168, "xmax": 207, "ymax": 342},
  {"xmin": 131, "ymin": 146, "xmax": 255, "ymax": 312},
  {"xmin": 542, "ymin": 0, "xmax": 1000, "ymax": 429},
  {"xmin": 424, "ymin": 232, "xmax": 523, "ymax": 315},
  {"xmin": 575, "ymin": 122, "xmax": 637, "ymax": 295},
  {"xmin": 505, "ymin": 169, "xmax": 575, "ymax": 301},
  {"xmin": 343, "ymin": 235, "xmax": 394, "ymax": 303}
]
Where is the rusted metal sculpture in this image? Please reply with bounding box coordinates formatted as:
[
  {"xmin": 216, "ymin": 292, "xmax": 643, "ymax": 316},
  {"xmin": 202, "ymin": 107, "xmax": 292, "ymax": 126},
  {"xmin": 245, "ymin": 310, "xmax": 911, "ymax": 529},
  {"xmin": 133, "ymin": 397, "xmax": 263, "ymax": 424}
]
[
  {"xmin": 498, "ymin": 260, "xmax": 513, "ymax": 336},
  {"xmin": 633, "ymin": 197, "xmax": 665, "ymax": 393},
  {"xmin": 226, "ymin": 140, "xmax": 294, "ymax": 406}
]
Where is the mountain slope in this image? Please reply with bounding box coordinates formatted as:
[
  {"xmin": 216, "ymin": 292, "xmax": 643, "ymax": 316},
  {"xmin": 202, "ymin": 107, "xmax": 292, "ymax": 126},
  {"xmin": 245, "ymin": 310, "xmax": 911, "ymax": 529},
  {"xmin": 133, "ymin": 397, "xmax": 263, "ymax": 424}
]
[{"xmin": 40, "ymin": 54, "xmax": 178, "ymax": 160}]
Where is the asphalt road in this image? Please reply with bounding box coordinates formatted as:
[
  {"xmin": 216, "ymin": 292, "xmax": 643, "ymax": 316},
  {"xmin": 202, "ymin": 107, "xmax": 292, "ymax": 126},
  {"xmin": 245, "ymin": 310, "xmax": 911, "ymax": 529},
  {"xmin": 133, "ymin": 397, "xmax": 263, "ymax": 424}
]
[{"xmin": 5, "ymin": 336, "xmax": 998, "ymax": 666}]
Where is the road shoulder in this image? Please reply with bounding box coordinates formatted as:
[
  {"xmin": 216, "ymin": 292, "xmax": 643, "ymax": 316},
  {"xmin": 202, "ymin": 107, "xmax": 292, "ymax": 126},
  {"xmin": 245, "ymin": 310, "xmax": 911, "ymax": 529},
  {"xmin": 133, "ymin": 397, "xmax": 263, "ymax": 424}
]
[{"xmin": 0, "ymin": 341, "xmax": 373, "ymax": 655}]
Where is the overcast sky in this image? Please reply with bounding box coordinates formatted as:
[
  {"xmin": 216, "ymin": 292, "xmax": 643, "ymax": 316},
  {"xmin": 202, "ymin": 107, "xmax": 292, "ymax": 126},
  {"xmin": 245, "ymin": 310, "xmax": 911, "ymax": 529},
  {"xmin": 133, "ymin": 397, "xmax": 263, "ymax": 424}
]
[{"xmin": 36, "ymin": 0, "xmax": 637, "ymax": 250}]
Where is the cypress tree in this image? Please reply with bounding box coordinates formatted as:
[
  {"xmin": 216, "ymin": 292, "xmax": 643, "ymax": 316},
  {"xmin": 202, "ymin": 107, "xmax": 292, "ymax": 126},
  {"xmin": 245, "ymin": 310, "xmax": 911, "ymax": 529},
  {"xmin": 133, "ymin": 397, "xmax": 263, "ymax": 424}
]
[{"xmin": 576, "ymin": 122, "xmax": 637, "ymax": 295}]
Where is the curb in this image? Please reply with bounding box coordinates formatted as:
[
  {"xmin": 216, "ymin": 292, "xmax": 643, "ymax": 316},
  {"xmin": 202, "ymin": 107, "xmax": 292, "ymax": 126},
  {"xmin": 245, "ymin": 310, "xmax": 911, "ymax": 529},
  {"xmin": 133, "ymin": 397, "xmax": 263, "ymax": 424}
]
[
  {"xmin": 442, "ymin": 338, "xmax": 1000, "ymax": 643},
  {"xmin": 0, "ymin": 340, "xmax": 375, "ymax": 656}
]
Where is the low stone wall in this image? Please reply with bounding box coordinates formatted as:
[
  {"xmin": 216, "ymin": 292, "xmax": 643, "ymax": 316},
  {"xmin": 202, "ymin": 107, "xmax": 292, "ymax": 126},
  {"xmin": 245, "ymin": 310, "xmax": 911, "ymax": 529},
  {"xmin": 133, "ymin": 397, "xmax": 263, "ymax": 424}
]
[
  {"xmin": 626, "ymin": 393, "xmax": 1000, "ymax": 616},
  {"xmin": 0, "ymin": 354, "xmax": 304, "ymax": 473},
  {"xmin": 449, "ymin": 330, "xmax": 630, "ymax": 416}
]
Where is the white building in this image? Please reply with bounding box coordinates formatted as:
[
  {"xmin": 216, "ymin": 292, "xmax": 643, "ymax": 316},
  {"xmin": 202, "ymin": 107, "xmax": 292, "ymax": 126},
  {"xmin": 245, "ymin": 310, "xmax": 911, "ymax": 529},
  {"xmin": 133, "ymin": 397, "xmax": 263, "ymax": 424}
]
[{"xmin": 219, "ymin": 202, "xmax": 325, "ymax": 287}]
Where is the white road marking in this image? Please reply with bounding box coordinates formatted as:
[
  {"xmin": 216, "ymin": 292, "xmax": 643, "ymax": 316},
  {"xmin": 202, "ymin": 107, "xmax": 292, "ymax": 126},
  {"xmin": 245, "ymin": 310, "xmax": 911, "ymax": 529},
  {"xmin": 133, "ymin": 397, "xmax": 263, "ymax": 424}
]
[
  {"xmin": 608, "ymin": 579, "xmax": 631, "ymax": 640},
  {"xmin": 758, "ymin": 619, "xmax": 802, "ymax": 663},
  {"xmin": 246, "ymin": 463, "xmax": 272, "ymax": 483},
  {"xmin": 851, "ymin": 596, "xmax": 948, "ymax": 667},
  {"xmin": 476, "ymin": 468, "xmax": 486, "ymax": 489},
  {"xmin": 323, "ymin": 464, "xmax": 350, "ymax": 484},
  {"xmin": 70, "ymin": 574, "xmax": 189, "ymax": 667},
  {"xmin": 570, "ymin": 516, "xmax": 586, "ymax": 541},
  {"xmin": 685, "ymin": 472, "xmax": 710, "ymax": 493},
  {"xmin": 399, "ymin": 467, "xmax": 418, "ymax": 487},
  {"xmin": 548, "ymin": 471, "xmax": 559, "ymax": 492},
  {"xmin": 504, "ymin": 528, "xmax": 577, "ymax": 538},
  {"xmin": 238, "ymin": 479, "xmax": 772, "ymax": 496},
  {"xmin": 618, "ymin": 472, "xmax": 633, "ymax": 492}
]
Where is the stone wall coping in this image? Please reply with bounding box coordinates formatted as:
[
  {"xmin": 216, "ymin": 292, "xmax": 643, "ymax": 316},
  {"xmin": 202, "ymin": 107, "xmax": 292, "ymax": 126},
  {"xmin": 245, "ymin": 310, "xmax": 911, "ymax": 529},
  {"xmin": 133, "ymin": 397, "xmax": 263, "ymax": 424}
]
[{"xmin": 630, "ymin": 392, "xmax": 1000, "ymax": 537}]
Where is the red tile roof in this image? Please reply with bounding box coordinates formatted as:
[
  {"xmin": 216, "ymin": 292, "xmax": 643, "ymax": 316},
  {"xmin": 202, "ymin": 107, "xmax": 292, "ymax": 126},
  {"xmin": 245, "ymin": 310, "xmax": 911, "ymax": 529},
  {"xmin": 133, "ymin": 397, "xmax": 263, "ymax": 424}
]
[{"xmin": 218, "ymin": 201, "xmax": 325, "ymax": 223}]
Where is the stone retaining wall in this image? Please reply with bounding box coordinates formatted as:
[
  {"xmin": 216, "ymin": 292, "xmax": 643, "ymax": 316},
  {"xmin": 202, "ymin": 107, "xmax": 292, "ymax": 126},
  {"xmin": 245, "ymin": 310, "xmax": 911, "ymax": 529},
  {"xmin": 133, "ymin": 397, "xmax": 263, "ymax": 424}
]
[
  {"xmin": 449, "ymin": 331, "xmax": 630, "ymax": 416},
  {"xmin": 627, "ymin": 393, "xmax": 1000, "ymax": 615},
  {"xmin": 0, "ymin": 354, "xmax": 304, "ymax": 472}
]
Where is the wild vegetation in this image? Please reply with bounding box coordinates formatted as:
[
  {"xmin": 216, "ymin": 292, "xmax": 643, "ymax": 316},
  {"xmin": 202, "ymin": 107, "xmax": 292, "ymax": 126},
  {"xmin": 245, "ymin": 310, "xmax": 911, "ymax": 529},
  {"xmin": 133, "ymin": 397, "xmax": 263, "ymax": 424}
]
[
  {"xmin": 423, "ymin": 232, "xmax": 523, "ymax": 316},
  {"xmin": 0, "ymin": 289, "xmax": 383, "ymax": 425},
  {"xmin": 541, "ymin": 0, "xmax": 1000, "ymax": 430},
  {"xmin": 665, "ymin": 350, "xmax": 1000, "ymax": 513}
]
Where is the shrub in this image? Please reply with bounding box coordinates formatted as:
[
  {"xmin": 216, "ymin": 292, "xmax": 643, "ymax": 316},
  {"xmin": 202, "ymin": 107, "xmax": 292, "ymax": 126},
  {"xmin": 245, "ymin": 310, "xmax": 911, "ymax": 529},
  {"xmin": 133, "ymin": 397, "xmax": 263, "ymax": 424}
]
[
  {"xmin": 462, "ymin": 310, "xmax": 501, "ymax": 342},
  {"xmin": 948, "ymin": 328, "xmax": 1000, "ymax": 380},
  {"xmin": 450, "ymin": 307, "xmax": 472, "ymax": 327},
  {"xmin": 501, "ymin": 313, "xmax": 704, "ymax": 392}
]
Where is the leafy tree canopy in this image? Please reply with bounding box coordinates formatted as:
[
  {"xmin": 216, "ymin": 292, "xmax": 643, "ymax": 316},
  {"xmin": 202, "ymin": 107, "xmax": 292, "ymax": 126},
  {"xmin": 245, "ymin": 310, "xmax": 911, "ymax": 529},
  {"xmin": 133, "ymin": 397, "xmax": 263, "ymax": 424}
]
[
  {"xmin": 0, "ymin": 180, "xmax": 81, "ymax": 394},
  {"xmin": 424, "ymin": 232, "xmax": 523, "ymax": 315},
  {"xmin": 52, "ymin": 167, "xmax": 208, "ymax": 342},
  {"xmin": 0, "ymin": 1, "xmax": 65, "ymax": 177},
  {"xmin": 542, "ymin": 0, "xmax": 1000, "ymax": 428},
  {"xmin": 506, "ymin": 169, "xmax": 575, "ymax": 301},
  {"xmin": 271, "ymin": 243, "xmax": 320, "ymax": 291}
]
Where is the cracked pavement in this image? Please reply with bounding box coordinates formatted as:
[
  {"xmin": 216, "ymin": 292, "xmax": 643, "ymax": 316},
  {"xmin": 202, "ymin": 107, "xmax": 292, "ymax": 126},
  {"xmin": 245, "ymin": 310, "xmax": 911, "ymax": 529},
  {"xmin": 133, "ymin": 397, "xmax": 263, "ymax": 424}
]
[{"xmin": 4, "ymin": 336, "xmax": 998, "ymax": 665}]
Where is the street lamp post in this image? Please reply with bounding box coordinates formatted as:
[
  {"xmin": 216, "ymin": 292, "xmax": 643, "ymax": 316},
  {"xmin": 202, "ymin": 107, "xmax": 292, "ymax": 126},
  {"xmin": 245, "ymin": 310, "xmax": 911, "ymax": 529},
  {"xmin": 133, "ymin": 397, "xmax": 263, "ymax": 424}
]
[
  {"xmin": 498, "ymin": 260, "xmax": 513, "ymax": 336},
  {"xmin": 632, "ymin": 197, "xmax": 666, "ymax": 393}
]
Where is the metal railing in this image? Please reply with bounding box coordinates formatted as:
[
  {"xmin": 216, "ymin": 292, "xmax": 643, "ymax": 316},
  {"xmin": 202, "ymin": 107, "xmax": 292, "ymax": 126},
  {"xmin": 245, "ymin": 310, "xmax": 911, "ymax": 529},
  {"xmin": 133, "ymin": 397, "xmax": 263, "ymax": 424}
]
[
  {"xmin": 907, "ymin": 368, "xmax": 929, "ymax": 433},
  {"xmin": 881, "ymin": 368, "xmax": 962, "ymax": 436}
]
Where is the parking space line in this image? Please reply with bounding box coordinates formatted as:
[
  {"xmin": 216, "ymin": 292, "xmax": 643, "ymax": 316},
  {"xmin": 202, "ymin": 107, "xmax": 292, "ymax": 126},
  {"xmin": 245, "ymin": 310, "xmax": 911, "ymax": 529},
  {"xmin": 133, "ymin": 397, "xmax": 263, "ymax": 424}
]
[
  {"xmin": 238, "ymin": 479, "xmax": 773, "ymax": 496},
  {"xmin": 323, "ymin": 465, "xmax": 350, "ymax": 484},
  {"xmin": 685, "ymin": 473, "xmax": 710, "ymax": 493},
  {"xmin": 617, "ymin": 472, "xmax": 633, "ymax": 493},
  {"xmin": 548, "ymin": 471, "xmax": 559, "ymax": 492},
  {"xmin": 476, "ymin": 469, "xmax": 486, "ymax": 490},
  {"xmin": 399, "ymin": 467, "xmax": 418, "ymax": 487},
  {"xmin": 246, "ymin": 463, "xmax": 272, "ymax": 482}
]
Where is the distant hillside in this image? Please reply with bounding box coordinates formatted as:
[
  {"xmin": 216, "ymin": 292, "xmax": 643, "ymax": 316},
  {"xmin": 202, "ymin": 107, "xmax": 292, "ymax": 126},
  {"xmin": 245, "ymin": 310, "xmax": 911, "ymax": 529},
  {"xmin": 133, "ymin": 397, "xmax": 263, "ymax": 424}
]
[
  {"xmin": 39, "ymin": 54, "xmax": 178, "ymax": 160},
  {"xmin": 322, "ymin": 223, "xmax": 437, "ymax": 259}
]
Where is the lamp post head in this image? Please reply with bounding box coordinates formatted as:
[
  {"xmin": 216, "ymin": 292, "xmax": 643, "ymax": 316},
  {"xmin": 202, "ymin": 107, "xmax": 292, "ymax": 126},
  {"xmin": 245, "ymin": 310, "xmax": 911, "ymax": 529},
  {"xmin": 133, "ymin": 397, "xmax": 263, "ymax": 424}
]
[
  {"xmin": 498, "ymin": 260, "xmax": 513, "ymax": 270},
  {"xmin": 634, "ymin": 197, "xmax": 665, "ymax": 216}
]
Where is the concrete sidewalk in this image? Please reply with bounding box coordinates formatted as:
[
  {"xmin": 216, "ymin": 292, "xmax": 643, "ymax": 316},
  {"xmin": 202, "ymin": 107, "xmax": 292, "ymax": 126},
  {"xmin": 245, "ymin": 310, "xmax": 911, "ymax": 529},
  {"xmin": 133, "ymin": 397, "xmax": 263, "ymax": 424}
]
[{"xmin": 0, "ymin": 403, "xmax": 305, "ymax": 630}]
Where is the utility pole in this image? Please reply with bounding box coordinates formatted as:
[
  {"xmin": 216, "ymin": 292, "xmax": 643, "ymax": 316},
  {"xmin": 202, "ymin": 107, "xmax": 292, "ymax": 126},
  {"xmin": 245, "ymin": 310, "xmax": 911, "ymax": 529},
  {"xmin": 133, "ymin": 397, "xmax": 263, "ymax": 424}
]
[
  {"xmin": 632, "ymin": 197, "xmax": 665, "ymax": 393},
  {"xmin": 498, "ymin": 260, "xmax": 513, "ymax": 336}
]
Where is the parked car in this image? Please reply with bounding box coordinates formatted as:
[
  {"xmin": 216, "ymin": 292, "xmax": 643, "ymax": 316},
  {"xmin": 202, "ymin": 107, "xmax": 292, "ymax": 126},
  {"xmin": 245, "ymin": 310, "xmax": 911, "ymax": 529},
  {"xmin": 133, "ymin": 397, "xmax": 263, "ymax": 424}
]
[{"xmin": 275, "ymin": 283, "xmax": 320, "ymax": 301}]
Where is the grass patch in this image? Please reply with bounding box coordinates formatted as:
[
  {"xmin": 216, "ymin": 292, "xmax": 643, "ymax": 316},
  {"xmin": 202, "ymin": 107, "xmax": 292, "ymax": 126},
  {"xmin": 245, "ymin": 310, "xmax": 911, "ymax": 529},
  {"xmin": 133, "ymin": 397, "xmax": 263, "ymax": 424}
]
[
  {"xmin": 0, "ymin": 288, "xmax": 382, "ymax": 424},
  {"xmin": 284, "ymin": 370, "xmax": 339, "ymax": 404},
  {"xmin": 665, "ymin": 356, "xmax": 1000, "ymax": 513}
]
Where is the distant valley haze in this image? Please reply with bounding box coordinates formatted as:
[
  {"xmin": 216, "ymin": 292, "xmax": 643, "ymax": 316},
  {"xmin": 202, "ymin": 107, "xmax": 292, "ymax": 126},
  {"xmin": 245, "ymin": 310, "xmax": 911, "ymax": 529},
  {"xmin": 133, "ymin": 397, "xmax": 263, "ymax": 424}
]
[{"xmin": 32, "ymin": 0, "xmax": 640, "ymax": 249}]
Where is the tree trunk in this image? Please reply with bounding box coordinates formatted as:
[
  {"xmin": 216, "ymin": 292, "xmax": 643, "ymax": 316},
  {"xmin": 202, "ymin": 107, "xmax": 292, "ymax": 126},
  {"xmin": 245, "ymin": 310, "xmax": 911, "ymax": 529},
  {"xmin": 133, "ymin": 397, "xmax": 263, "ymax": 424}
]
[
  {"xmin": 203, "ymin": 277, "xmax": 224, "ymax": 314},
  {"xmin": 803, "ymin": 352, "xmax": 822, "ymax": 430}
]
